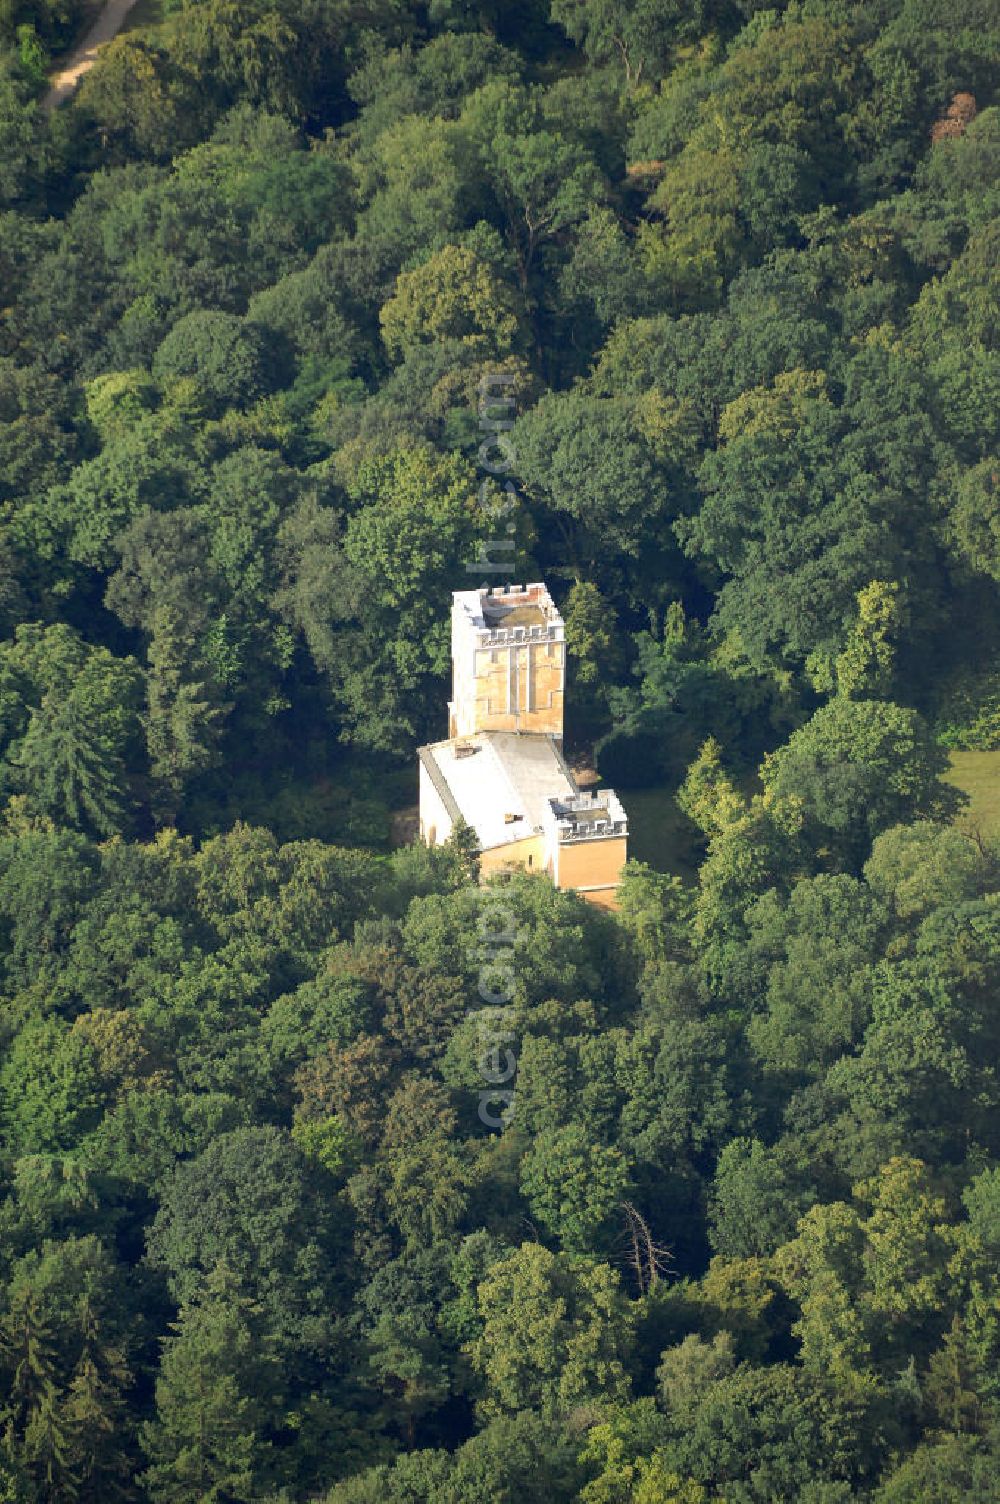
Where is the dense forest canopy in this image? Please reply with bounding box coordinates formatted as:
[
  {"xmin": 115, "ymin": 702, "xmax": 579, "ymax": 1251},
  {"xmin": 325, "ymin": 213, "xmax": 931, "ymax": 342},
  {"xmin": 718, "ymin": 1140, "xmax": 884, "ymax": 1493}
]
[{"xmin": 0, "ymin": 0, "xmax": 998, "ymax": 1498}]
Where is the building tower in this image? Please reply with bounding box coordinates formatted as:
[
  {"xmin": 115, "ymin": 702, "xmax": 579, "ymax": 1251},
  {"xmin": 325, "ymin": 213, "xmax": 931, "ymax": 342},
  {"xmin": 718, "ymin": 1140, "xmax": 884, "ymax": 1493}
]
[
  {"xmin": 448, "ymin": 583, "xmax": 565, "ymax": 740},
  {"xmin": 420, "ymin": 582, "xmax": 628, "ymax": 908}
]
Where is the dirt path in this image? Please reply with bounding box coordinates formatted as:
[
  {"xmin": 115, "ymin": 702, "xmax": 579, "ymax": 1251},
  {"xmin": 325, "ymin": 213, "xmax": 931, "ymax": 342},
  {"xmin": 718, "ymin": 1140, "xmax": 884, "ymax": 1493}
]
[{"xmin": 42, "ymin": 0, "xmax": 140, "ymax": 109}]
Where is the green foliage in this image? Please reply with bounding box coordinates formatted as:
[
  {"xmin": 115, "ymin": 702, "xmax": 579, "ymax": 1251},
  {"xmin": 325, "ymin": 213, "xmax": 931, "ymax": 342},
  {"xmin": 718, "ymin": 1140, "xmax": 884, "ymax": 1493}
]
[
  {"xmin": 0, "ymin": 1234, "xmax": 138, "ymax": 1497},
  {"xmin": 140, "ymin": 1267, "xmax": 280, "ymax": 1504},
  {"xmin": 0, "ymin": 1017, "xmax": 106, "ymax": 1154},
  {"xmin": 0, "ymin": 619, "xmax": 148, "ymax": 836},
  {"xmin": 519, "ymin": 1124, "xmax": 630, "ymax": 1252},
  {"xmin": 0, "ymin": 0, "xmax": 84, "ymax": 50},
  {"xmin": 468, "ymin": 1242, "xmax": 634, "ymax": 1417},
  {"xmin": 873, "ymin": 1430, "xmax": 1000, "ymax": 1502},
  {"xmin": 709, "ymin": 1138, "xmax": 813, "ymax": 1259},
  {"xmin": 146, "ymin": 1126, "xmax": 346, "ymax": 1346},
  {"xmin": 864, "ymin": 821, "xmax": 989, "ymax": 924},
  {"xmin": 551, "ymin": 0, "xmax": 706, "ymax": 85},
  {"xmin": 515, "ymin": 387, "xmax": 691, "ymax": 568},
  {"xmin": 380, "ymin": 244, "xmax": 522, "ymax": 363},
  {"xmin": 659, "ymin": 1357, "xmax": 880, "ymax": 1499},
  {"xmin": 152, "ymin": 310, "xmax": 272, "ymax": 412},
  {"xmin": 744, "ymin": 873, "xmax": 882, "ymax": 1073},
  {"xmin": 0, "ymin": 1, "xmax": 998, "ymax": 1496},
  {"xmin": 762, "ymin": 698, "xmax": 961, "ymax": 867},
  {"xmin": 950, "ymin": 459, "xmax": 1000, "ymax": 581}
]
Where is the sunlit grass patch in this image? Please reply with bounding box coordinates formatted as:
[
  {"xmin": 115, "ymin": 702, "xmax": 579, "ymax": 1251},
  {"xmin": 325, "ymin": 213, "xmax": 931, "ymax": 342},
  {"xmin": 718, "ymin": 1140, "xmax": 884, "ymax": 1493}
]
[{"xmin": 946, "ymin": 749, "xmax": 1000, "ymax": 843}]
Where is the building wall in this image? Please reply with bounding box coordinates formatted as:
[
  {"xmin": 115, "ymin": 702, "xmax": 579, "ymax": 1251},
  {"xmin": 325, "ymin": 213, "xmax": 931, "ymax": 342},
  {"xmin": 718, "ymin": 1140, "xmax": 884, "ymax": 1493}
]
[
  {"xmin": 554, "ymin": 836, "xmax": 628, "ymax": 896},
  {"xmin": 479, "ymin": 833, "xmax": 546, "ymax": 879},
  {"xmin": 452, "ymin": 629, "xmax": 564, "ymax": 738},
  {"xmin": 418, "ymin": 762, "xmax": 454, "ymax": 847},
  {"xmin": 424, "ymin": 817, "xmax": 623, "ymax": 907},
  {"xmin": 449, "ymin": 609, "xmax": 477, "ymax": 738},
  {"xmin": 462, "ymin": 640, "xmax": 563, "ymax": 736},
  {"xmin": 576, "ymin": 885, "xmax": 622, "ymax": 911}
]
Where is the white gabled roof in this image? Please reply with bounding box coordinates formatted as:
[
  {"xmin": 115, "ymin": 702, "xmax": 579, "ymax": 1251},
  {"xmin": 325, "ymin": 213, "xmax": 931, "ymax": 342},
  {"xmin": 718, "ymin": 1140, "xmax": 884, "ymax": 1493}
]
[{"xmin": 418, "ymin": 732, "xmax": 578, "ymax": 851}]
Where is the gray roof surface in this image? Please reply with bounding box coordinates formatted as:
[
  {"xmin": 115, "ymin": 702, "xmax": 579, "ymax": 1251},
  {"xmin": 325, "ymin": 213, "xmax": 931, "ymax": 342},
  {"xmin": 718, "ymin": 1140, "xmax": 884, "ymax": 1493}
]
[{"xmin": 418, "ymin": 731, "xmax": 578, "ymax": 850}]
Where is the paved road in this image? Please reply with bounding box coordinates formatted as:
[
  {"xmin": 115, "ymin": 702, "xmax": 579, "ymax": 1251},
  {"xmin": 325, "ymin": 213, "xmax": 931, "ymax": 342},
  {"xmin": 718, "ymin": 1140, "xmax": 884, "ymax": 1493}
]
[{"xmin": 42, "ymin": 0, "xmax": 140, "ymax": 109}]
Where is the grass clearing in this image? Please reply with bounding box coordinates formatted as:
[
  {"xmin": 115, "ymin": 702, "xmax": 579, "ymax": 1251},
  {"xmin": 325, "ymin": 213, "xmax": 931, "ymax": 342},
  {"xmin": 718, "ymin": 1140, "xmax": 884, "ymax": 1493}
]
[
  {"xmin": 945, "ymin": 749, "xmax": 1000, "ymax": 843},
  {"xmin": 618, "ymin": 785, "xmax": 703, "ymax": 882}
]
